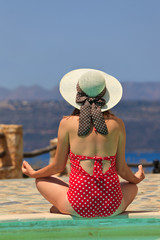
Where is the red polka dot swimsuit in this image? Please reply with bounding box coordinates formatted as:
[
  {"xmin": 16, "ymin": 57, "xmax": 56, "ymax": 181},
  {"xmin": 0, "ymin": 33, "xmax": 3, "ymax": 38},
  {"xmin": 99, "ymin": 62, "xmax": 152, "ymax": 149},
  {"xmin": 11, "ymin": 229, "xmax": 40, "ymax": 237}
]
[{"xmin": 67, "ymin": 151, "xmax": 123, "ymax": 218}]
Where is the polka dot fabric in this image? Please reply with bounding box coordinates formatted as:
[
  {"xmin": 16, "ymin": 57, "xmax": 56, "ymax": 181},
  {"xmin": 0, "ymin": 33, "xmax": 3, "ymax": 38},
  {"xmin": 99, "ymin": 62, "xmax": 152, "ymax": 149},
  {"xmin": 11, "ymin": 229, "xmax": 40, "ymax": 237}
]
[
  {"xmin": 67, "ymin": 151, "xmax": 123, "ymax": 218},
  {"xmin": 76, "ymin": 83, "xmax": 108, "ymax": 136}
]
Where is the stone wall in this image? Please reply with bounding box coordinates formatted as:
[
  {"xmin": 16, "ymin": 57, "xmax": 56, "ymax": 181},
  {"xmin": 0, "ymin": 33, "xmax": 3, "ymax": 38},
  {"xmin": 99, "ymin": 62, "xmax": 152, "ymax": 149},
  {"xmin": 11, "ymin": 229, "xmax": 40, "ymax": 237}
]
[{"xmin": 0, "ymin": 125, "xmax": 23, "ymax": 179}]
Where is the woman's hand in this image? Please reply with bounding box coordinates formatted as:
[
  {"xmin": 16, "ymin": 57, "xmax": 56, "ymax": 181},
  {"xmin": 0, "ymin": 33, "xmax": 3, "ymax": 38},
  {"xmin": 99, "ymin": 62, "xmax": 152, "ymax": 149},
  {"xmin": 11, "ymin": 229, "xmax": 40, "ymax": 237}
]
[
  {"xmin": 22, "ymin": 160, "xmax": 36, "ymax": 178},
  {"xmin": 134, "ymin": 165, "xmax": 145, "ymax": 183}
]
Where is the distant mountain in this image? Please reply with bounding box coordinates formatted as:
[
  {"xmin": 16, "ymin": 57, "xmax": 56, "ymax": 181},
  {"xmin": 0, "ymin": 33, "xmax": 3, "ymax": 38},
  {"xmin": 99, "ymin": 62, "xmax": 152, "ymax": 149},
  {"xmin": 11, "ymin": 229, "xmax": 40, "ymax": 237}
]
[
  {"xmin": 121, "ymin": 82, "xmax": 160, "ymax": 100},
  {"xmin": 0, "ymin": 82, "xmax": 160, "ymax": 101},
  {"xmin": 0, "ymin": 87, "xmax": 11, "ymax": 101},
  {"xmin": 0, "ymin": 100, "xmax": 160, "ymax": 152},
  {"xmin": 51, "ymin": 85, "xmax": 63, "ymax": 100},
  {"xmin": 0, "ymin": 85, "xmax": 56, "ymax": 101}
]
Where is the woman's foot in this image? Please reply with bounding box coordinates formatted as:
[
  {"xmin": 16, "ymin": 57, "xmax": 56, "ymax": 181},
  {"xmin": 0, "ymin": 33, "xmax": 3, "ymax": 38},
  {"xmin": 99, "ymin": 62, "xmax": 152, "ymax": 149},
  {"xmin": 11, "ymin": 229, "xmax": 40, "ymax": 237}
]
[{"xmin": 50, "ymin": 205, "xmax": 62, "ymax": 214}]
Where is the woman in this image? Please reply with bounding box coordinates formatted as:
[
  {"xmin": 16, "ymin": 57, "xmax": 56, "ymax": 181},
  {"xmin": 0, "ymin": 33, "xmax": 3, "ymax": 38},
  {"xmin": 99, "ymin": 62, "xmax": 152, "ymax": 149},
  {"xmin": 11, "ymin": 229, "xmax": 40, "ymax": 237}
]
[{"xmin": 22, "ymin": 69, "xmax": 145, "ymax": 218}]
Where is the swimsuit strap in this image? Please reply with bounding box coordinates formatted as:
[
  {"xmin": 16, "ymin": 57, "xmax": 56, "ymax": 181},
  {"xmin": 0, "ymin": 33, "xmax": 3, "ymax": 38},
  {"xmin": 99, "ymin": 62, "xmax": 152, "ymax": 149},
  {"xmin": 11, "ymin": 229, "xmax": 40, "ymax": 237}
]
[{"xmin": 70, "ymin": 150, "xmax": 116, "ymax": 161}]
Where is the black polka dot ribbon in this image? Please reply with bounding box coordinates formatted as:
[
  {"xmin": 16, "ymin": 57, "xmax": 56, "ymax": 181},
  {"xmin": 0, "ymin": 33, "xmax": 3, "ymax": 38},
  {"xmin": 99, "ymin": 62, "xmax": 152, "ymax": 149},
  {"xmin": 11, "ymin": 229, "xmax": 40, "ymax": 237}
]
[{"xmin": 76, "ymin": 83, "xmax": 108, "ymax": 136}]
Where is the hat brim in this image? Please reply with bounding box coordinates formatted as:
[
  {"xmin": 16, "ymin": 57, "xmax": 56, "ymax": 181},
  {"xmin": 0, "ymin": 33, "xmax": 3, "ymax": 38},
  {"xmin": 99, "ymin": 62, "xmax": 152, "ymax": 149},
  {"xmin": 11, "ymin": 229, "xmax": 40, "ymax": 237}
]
[{"xmin": 59, "ymin": 68, "xmax": 123, "ymax": 112}]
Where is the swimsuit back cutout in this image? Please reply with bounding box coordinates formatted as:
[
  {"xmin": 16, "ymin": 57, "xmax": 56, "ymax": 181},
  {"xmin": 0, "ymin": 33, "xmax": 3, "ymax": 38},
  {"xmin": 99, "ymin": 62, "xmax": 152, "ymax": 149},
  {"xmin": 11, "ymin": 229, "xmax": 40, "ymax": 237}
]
[
  {"xmin": 70, "ymin": 151, "xmax": 115, "ymax": 181},
  {"xmin": 67, "ymin": 151, "xmax": 123, "ymax": 218}
]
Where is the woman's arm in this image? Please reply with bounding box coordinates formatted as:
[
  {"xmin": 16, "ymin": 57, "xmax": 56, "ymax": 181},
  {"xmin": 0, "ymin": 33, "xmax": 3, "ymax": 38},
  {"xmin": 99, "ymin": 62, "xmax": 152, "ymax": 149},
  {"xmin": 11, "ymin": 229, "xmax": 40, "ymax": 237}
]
[
  {"xmin": 22, "ymin": 118, "xmax": 70, "ymax": 178},
  {"xmin": 116, "ymin": 119, "xmax": 145, "ymax": 184}
]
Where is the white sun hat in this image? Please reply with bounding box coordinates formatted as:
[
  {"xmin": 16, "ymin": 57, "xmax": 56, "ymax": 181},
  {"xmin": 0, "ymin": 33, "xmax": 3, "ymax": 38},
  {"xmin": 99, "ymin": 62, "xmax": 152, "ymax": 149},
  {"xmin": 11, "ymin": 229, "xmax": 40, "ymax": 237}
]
[{"xmin": 59, "ymin": 68, "xmax": 123, "ymax": 112}]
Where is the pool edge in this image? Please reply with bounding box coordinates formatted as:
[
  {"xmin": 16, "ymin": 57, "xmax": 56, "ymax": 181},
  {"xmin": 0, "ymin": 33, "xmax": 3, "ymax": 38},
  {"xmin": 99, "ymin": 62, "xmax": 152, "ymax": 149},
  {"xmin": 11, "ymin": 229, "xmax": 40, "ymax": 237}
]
[{"xmin": 0, "ymin": 211, "xmax": 159, "ymax": 223}]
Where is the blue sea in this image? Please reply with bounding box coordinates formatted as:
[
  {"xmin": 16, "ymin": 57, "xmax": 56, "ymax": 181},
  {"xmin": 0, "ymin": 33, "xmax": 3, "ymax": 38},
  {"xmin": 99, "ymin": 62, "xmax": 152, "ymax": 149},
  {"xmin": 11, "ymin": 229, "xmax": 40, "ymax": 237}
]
[{"xmin": 26, "ymin": 152, "xmax": 160, "ymax": 173}]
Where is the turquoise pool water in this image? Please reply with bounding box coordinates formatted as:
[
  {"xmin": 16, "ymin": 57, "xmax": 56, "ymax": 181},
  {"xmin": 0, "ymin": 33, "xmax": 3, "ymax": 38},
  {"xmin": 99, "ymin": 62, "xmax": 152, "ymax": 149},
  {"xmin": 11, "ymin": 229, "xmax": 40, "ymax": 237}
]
[{"xmin": 0, "ymin": 218, "xmax": 160, "ymax": 240}]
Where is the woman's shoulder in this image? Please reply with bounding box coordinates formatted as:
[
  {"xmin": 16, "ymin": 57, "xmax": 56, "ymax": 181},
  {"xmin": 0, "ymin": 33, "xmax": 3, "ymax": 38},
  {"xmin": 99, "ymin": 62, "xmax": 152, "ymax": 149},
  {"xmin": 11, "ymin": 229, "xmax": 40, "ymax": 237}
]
[
  {"xmin": 113, "ymin": 116, "xmax": 126, "ymax": 136},
  {"xmin": 112, "ymin": 115, "xmax": 125, "ymax": 125},
  {"xmin": 59, "ymin": 116, "xmax": 79, "ymax": 127},
  {"xmin": 106, "ymin": 114, "xmax": 125, "ymax": 131}
]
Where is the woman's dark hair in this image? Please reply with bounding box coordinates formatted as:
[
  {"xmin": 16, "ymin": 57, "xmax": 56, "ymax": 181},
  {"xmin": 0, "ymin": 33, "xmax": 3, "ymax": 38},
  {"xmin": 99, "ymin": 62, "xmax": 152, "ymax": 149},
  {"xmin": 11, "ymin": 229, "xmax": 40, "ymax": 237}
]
[
  {"xmin": 71, "ymin": 108, "xmax": 114, "ymax": 117},
  {"xmin": 71, "ymin": 108, "xmax": 80, "ymax": 116}
]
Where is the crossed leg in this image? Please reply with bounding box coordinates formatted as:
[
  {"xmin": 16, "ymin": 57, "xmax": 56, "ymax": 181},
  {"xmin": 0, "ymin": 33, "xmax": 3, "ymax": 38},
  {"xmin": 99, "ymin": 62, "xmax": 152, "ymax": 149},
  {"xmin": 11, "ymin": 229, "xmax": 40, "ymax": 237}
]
[
  {"xmin": 35, "ymin": 177, "xmax": 138, "ymax": 217},
  {"xmin": 111, "ymin": 182, "xmax": 138, "ymax": 216},
  {"xmin": 35, "ymin": 175, "xmax": 80, "ymax": 217}
]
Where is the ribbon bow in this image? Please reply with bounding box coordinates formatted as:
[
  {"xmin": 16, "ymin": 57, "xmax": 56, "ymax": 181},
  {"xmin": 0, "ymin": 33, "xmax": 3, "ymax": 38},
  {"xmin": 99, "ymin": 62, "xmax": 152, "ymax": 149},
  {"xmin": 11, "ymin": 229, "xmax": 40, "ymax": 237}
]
[{"xmin": 76, "ymin": 83, "xmax": 108, "ymax": 136}]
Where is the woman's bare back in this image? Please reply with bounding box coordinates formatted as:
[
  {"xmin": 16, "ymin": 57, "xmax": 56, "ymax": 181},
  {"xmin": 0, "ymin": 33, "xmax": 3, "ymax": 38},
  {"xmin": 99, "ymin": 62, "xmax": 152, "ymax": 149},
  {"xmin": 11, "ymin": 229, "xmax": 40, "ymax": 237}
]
[{"xmin": 64, "ymin": 113, "xmax": 122, "ymax": 175}]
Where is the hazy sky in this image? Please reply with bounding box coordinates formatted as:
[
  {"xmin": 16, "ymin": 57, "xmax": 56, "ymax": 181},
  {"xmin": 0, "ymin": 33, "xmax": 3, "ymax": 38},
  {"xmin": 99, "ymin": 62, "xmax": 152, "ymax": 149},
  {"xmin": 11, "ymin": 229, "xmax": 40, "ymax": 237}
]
[{"xmin": 0, "ymin": 0, "xmax": 160, "ymax": 89}]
